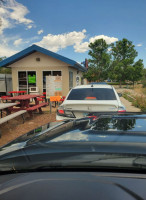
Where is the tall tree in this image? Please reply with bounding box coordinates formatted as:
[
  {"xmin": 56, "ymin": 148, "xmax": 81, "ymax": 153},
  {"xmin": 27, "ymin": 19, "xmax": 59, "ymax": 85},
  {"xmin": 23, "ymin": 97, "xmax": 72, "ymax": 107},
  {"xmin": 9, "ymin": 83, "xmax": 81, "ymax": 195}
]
[
  {"xmin": 141, "ymin": 67, "xmax": 146, "ymax": 88},
  {"xmin": 110, "ymin": 38, "xmax": 138, "ymax": 86},
  {"xmin": 83, "ymin": 66, "xmax": 99, "ymax": 82},
  {"xmin": 83, "ymin": 39, "xmax": 111, "ymax": 82},
  {"xmin": 142, "ymin": 68, "xmax": 146, "ymax": 79},
  {"xmin": 127, "ymin": 59, "xmax": 144, "ymax": 86}
]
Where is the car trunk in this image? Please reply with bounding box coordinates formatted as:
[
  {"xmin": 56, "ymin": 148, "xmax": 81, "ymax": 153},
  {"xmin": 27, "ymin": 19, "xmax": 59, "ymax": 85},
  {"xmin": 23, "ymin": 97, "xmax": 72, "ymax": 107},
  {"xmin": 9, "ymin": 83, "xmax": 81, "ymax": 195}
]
[{"xmin": 63, "ymin": 100, "xmax": 119, "ymax": 118}]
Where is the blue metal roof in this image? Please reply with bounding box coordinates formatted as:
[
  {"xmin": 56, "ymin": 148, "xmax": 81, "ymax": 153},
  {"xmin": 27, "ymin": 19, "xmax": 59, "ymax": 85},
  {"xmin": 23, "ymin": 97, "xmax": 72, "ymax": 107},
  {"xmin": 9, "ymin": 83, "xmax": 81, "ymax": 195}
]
[{"xmin": 0, "ymin": 44, "xmax": 86, "ymax": 72}]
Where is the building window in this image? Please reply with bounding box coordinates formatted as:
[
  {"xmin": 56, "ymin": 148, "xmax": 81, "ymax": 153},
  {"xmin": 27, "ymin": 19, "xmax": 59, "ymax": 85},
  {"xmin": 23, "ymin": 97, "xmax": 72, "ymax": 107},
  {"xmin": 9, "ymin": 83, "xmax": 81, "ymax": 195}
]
[
  {"xmin": 69, "ymin": 71, "xmax": 73, "ymax": 90},
  {"xmin": 28, "ymin": 71, "xmax": 36, "ymax": 87},
  {"xmin": 18, "ymin": 71, "xmax": 27, "ymax": 90},
  {"xmin": 52, "ymin": 71, "xmax": 61, "ymax": 76},
  {"xmin": 18, "ymin": 71, "xmax": 36, "ymax": 93}
]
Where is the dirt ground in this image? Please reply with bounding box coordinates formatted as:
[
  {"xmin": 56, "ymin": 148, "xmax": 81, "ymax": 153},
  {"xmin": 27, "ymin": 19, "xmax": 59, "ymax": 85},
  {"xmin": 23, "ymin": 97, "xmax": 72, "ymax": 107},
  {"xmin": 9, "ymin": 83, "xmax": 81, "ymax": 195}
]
[
  {"xmin": 0, "ymin": 90, "xmax": 141, "ymax": 147},
  {"xmin": 0, "ymin": 106, "xmax": 57, "ymax": 147}
]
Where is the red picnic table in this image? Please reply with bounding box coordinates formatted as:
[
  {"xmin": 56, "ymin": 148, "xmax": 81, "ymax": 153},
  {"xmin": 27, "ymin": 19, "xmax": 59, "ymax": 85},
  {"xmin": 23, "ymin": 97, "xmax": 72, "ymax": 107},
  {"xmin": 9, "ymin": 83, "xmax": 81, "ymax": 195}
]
[
  {"xmin": 8, "ymin": 91, "xmax": 27, "ymax": 96},
  {"xmin": 4, "ymin": 94, "xmax": 48, "ymax": 116}
]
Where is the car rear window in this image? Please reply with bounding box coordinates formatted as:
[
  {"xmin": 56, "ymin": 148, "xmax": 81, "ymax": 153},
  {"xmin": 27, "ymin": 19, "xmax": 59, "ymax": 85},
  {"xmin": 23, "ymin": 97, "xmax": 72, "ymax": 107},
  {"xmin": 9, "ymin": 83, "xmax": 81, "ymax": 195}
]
[{"xmin": 67, "ymin": 88, "xmax": 117, "ymax": 100}]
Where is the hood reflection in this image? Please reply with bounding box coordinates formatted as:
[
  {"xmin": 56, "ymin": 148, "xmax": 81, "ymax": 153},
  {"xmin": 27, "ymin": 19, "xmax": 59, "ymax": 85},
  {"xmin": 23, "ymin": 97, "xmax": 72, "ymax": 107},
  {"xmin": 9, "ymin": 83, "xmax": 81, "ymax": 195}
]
[
  {"xmin": 92, "ymin": 118, "xmax": 136, "ymax": 131},
  {"xmin": 1, "ymin": 115, "xmax": 146, "ymax": 153}
]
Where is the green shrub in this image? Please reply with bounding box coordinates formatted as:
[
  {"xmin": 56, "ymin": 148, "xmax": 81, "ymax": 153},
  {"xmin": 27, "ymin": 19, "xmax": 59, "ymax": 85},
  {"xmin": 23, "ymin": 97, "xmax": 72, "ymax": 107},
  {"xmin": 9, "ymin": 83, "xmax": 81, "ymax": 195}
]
[{"xmin": 108, "ymin": 82, "xmax": 120, "ymax": 85}]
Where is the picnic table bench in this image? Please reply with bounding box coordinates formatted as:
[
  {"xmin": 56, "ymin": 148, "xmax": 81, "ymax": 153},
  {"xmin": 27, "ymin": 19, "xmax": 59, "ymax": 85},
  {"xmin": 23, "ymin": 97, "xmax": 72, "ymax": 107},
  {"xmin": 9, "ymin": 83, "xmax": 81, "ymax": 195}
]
[
  {"xmin": 0, "ymin": 103, "xmax": 19, "ymax": 117},
  {"xmin": 0, "ymin": 110, "xmax": 27, "ymax": 125},
  {"xmin": 27, "ymin": 102, "xmax": 48, "ymax": 116},
  {"xmin": 3, "ymin": 95, "xmax": 49, "ymax": 117},
  {"xmin": 0, "ymin": 110, "xmax": 27, "ymax": 137}
]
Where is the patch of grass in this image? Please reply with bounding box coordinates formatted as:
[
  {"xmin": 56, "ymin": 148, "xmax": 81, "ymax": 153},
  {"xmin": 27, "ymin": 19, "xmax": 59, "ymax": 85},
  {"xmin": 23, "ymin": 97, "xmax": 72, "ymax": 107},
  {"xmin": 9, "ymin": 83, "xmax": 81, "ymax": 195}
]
[
  {"xmin": 142, "ymin": 79, "xmax": 146, "ymax": 88},
  {"xmin": 123, "ymin": 91, "xmax": 146, "ymax": 112},
  {"xmin": 142, "ymin": 88, "xmax": 146, "ymax": 95},
  {"xmin": 122, "ymin": 91, "xmax": 134, "ymax": 103},
  {"xmin": 133, "ymin": 96, "xmax": 146, "ymax": 112}
]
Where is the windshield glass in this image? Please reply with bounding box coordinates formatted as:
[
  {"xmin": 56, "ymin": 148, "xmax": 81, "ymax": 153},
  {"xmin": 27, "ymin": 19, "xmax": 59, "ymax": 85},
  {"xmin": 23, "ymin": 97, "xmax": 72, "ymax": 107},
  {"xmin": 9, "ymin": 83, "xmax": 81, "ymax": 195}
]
[
  {"xmin": 67, "ymin": 88, "xmax": 117, "ymax": 100},
  {"xmin": 0, "ymin": 0, "xmax": 146, "ymax": 175}
]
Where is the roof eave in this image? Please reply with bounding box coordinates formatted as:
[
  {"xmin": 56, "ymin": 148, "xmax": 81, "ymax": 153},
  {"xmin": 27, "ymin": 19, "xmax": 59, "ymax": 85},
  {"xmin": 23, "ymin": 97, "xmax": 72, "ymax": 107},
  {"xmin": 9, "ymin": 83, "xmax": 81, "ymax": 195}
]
[
  {"xmin": 74, "ymin": 63, "xmax": 87, "ymax": 72},
  {"xmin": 0, "ymin": 44, "xmax": 87, "ymax": 72}
]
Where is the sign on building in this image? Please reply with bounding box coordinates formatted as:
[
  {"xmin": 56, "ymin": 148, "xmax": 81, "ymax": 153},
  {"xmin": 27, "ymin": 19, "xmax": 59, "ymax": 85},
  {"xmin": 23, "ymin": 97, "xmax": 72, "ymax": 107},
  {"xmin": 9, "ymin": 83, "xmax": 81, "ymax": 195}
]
[{"xmin": 46, "ymin": 76, "xmax": 62, "ymax": 99}]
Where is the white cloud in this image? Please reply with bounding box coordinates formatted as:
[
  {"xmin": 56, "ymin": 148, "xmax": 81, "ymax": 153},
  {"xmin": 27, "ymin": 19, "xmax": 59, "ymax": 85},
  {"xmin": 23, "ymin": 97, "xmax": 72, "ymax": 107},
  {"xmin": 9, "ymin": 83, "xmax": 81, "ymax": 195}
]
[
  {"xmin": 36, "ymin": 29, "xmax": 118, "ymax": 53},
  {"xmin": 9, "ymin": 3, "xmax": 33, "ymax": 24},
  {"xmin": 0, "ymin": 44, "xmax": 17, "ymax": 57},
  {"xmin": 0, "ymin": 33, "xmax": 40, "ymax": 58},
  {"xmin": 27, "ymin": 25, "xmax": 33, "ymax": 29},
  {"xmin": 137, "ymin": 43, "xmax": 142, "ymax": 47},
  {"xmin": 82, "ymin": 29, "xmax": 86, "ymax": 33},
  {"xmin": 37, "ymin": 29, "xmax": 44, "ymax": 35},
  {"xmin": 0, "ymin": 17, "xmax": 11, "ymax": 34},
  {"xmin": 71, "ymin": 34, "xmax": 118, "ymax": 53},
  {"xmin": 36, "ymin": 29, "xmax": 87, "ymax": 52},
  {"xmin": 74, "ymin": 42, "xmax": 89, "ymax": 53},
  {"xmin": 0, "ymin": 34, "xmax": 19, "ymax": 57},
  {"xmin": 13, "ymin": 38, "xmax": 22, "ymax": 46},
  {"xmin": 0, "ymin": 26, "xmax": 118, "ymax": 59},
  {"xmin": 1, "ymin": 34, "xmax": 19, "ymax": 45},
  {"xmin": 89, "ymin": 35, "xmax": 118, "ymax": 44},
  {"xmin": 0, "ymin": 0, "xmax": 34, "ymax": 34},
  {"xmin": 12, "ymin": 35, "xmax": 39, "ymax": 47}
]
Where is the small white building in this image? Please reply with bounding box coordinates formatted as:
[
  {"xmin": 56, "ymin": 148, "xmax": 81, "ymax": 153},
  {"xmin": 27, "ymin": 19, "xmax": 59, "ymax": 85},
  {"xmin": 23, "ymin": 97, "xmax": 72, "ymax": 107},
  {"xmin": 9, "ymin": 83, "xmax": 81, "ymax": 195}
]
[{"xmin": 0, "ymin": 45, "xmax": 87, "ymax": 96}]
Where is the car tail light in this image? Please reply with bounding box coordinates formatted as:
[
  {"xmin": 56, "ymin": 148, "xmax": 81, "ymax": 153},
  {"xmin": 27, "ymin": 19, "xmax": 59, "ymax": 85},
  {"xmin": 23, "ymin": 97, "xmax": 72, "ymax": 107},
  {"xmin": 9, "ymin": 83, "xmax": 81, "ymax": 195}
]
[
  {"xmin": 57, "ymin": 108, "xmax": 75, "ymax": 118},
  {"xmin": 87, "ymin": 115, "xmax": 98, "ymax": 121},
  {"xmin": 118, "ymin": 106, "xmax": 126, "ymax": 113},
  {"xmin": 118, "ymin": 110, "xmax": 126, "ymax": 113},
  {"xmin": 58, "ymin": 109, "xmax": 65, "ymax": 115}
]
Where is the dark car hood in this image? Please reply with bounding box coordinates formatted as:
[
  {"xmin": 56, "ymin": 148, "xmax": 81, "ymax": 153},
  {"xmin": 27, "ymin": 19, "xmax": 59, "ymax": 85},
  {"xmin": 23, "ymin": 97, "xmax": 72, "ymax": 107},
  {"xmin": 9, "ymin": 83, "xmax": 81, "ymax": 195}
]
[
  {"xmin": 1, "ymin": 113, "xmax": 146, "ymax": 154},
  {"xmin": 1, "ymin": 113, "xmax": 146, "ymax": 172}
]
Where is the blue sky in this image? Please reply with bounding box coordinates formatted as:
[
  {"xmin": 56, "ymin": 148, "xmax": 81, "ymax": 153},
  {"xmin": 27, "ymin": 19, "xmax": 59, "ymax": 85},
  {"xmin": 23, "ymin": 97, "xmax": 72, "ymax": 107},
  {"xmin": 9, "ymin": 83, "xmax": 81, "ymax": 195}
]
[{"xmin": 0, "ymin": 0, "xmax": 146, "ymax": 66}]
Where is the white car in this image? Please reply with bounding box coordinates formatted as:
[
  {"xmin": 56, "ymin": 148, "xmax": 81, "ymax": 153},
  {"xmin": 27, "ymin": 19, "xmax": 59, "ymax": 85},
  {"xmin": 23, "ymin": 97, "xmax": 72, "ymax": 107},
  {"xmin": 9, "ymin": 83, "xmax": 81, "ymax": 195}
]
[{"xmin": 56, "ymin": 84, "xmax": 126, "ymax": 120}]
